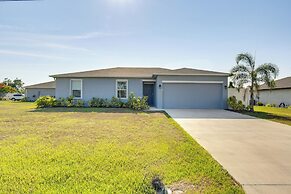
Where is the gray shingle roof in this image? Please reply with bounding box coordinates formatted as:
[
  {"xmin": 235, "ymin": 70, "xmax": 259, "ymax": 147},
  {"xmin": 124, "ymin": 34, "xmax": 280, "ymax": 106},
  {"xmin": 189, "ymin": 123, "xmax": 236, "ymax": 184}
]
[
  {"xmin": 25, "ymin": 81, "xmax": 56, "ymax": 89},
  {"xmin": 50, "ymin": 67, "xmax": 228, "ymax": 78},
  {"xmin": 259, "ymin": 76, "xmax": 291, "ymax": 90}
]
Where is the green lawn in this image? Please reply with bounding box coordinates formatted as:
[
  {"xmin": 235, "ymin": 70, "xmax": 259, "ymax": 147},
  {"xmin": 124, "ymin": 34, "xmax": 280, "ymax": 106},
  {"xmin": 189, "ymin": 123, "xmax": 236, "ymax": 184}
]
[
  {"xmin": 0, "ymin": 101, "xmax": 243, "ymax": 193},
  {"xmin": 243, "ymin": 106, "xmax": 291, "ymax": 126}
]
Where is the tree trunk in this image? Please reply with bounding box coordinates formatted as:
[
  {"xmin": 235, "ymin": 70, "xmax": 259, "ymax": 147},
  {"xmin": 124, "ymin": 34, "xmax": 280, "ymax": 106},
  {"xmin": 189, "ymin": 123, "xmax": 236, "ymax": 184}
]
[
  {"xmin": 250, "ymin": 75, "xmax": 255, "ymax": 112},
  {"xmin": 250, "ymin": 90, "xmax": 254, "ymax": 112}
]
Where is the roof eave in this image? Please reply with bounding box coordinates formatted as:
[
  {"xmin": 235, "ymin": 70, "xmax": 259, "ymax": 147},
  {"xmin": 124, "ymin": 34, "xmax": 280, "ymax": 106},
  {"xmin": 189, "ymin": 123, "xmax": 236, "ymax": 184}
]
[
  {"xmin": 152, "ymin": 73, "xmax": 230, "ymax": 76},
  {"xmin": 259, "ymin": 87, "xmax": 291, "ymax": 91},
  {"xmin": 50, "ymin": 75, "xmax": 154, "ymax": 79},
  {"xmin": 25, "ymin": 87, "xmax": 55, "ymax": 89}
]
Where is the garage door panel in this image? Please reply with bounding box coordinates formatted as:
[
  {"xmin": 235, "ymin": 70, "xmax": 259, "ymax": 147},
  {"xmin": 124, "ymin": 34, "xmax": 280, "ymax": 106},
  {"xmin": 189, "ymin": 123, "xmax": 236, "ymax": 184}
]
[{"xmin": 163, "ymin": 83, "xmax": 222, "ymax": 109}]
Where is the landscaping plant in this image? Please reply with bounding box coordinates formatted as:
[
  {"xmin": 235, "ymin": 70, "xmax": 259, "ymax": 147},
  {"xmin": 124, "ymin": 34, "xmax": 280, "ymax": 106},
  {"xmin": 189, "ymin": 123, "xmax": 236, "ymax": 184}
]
[
  {"xmin": 35, "ymin": 96, "xmax": 56, "ymax": 108},
  {"xmin": 230, "ymin": 53, "xmax": 279, "ymax": 111},
  {"xmin": 36, "ymin": 93, "xmax": 149, "ymax": 110},
  {"xmin": 227, "ymin": 96, "xmax": 246, "ymax": 112}
]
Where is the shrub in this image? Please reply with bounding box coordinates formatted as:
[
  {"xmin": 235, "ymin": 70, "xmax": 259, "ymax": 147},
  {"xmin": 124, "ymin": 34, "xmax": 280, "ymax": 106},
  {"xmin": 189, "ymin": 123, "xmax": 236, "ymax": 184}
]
[
  {"xmin": 66, "ymin": 96, "xmax": 74, "ymax": 107},
  {"xmin": 127, "ymin": 93, "xmax": 149, "ymax": 110},
  {"xmin": 100, "ymin": 98, "xmax": 110, "ymax": 108},
  {"xmin": 266, "ymin": 103, "xmax": 276, "ymax": 107},
  {"xmin": 36, "ymin": 94, "xmax": 149, "ymax": 110},
  {"xmin": 35, "ymin": 96, "xmax": 56, "ymax": 108},
  {"xmin": 236, "ymin": 100, "xmax": 245, "ymax": 111},
  {"xmin": 75, "ymin": 99, "xmax": 85, "ymax": 107},
  {"xmin": 245, "ymin": 105, "xmax": 251, "ymax": 111},
  {"xmin": 227, "ymin": 96, "xmax": 237, "ymax": 110},
  {"xmin": 110, "ymin": 96, "xmax": 123, "ymax": 108},
  {"xmin": 88, "ymin": 97, "xmax": 101, "ymax": 107},
  {"xmin": 227, "ymin": 96, "xmax": 245, "ymax": 112},
  {"xmin": 56, "ymin": 98, "xmax": 69, "ymax": 107},
  {"xmin": 257, "ymin": 102, "xmax": 264, "ymax": 106}
]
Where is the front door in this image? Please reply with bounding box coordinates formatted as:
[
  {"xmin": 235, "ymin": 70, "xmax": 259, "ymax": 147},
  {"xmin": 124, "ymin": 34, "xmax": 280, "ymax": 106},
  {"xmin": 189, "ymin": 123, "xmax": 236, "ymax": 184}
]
[{"xmin": 143, "ymin": 83, "xmax": 155, "ymax": 106}]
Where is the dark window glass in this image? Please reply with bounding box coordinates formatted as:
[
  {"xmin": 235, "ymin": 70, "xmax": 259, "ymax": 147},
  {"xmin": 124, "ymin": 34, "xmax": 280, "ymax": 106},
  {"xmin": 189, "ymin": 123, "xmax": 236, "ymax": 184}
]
[
  {"xmin": 117, "ymin": 90, "xmax": 127, "ymax": 98},
  {"xmin": 72, "ymin": 90, "xmax": 81, "ymax": 98}
]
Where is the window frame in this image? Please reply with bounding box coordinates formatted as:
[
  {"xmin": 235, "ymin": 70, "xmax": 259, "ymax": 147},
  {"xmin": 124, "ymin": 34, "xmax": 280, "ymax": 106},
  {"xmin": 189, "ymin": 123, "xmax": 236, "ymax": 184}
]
[
  {"xmin": 70, "ymin": 79, "xmax": 83, "ymax": 99},
  {"xmin": 116, "ymin": 79, "xmax": 128, "ymax": 99}
]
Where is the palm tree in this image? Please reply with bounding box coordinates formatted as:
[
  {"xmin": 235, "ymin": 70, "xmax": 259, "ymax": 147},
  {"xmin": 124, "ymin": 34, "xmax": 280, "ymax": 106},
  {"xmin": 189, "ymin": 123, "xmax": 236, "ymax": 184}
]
[{"xmin": 230, "ymin": 53, "xmax": 279, "ymax": 112}]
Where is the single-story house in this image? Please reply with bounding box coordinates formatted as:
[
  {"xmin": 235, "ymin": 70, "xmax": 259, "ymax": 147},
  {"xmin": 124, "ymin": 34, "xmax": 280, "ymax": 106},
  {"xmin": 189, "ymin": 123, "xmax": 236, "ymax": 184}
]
[
  {"xmin": 24, "ymin": 81, "xmax": 56, "ymax": 101},
  {"xmin": 49, "ymin": 67, "xmax": 229, "ymax": 109},
  {"xmin": 258, "ymin": 76, "xmax": 291, "ymax": 106}
]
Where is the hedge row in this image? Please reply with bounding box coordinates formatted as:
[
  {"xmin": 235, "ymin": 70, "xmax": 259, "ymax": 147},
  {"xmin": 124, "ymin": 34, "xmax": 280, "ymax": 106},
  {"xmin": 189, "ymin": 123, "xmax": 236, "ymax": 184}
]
[{"xmin": 35, "ymin": 93, "xmax": 149, "ymax": 110}]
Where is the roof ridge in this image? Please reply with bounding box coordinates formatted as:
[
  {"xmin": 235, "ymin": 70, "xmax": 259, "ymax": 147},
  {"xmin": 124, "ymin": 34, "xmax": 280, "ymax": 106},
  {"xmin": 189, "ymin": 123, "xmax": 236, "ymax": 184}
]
[{"xmin": 50, "ymin": 67, "xmax": 228, "ymax": 78}]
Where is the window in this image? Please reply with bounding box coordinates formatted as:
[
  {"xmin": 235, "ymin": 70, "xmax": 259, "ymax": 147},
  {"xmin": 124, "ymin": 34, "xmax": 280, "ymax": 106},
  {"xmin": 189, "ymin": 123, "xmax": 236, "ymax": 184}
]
[
  {"xmin": 71, "ymin": 79, "xmax": 82, "ymax": 98},
  {"xmin": 116, "ymin": 80, "xmax": 128, "ymax": 99}
]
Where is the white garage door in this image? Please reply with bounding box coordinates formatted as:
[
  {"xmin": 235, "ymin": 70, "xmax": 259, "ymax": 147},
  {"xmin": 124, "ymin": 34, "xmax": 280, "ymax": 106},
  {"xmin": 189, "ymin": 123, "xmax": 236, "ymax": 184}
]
[{"xmin": 163, "ymin": 82, "xmax": 223, "ymax": 109}]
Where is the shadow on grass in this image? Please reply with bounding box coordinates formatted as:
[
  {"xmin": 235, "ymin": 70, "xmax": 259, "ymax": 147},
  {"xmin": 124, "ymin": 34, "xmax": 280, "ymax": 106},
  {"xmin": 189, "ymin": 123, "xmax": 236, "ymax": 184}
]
[
  {"xmin": 243, "ymin": 111, "xmax": 291, "ymax": 125},
  {"xmin": 30, "ymin": 107, "xmax": 139, "ymax": 113},
  {"xmin": 29, "ymin": 107, "xmax": 166, "ymax": 114}
]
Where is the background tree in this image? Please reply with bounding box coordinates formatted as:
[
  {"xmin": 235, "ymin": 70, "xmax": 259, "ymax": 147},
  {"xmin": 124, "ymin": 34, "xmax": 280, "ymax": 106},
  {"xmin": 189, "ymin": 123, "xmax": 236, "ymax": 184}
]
[
  {"xmin": 2, "ymin": 78, "xmax": 24, "ymax": 93},
  {"xmin": 0, "ymin": 83, "xmax": 17, "ymax": 97},
  {"xmin": 230, "ymin": 53, "xmax": 279, "ymax": 111}
]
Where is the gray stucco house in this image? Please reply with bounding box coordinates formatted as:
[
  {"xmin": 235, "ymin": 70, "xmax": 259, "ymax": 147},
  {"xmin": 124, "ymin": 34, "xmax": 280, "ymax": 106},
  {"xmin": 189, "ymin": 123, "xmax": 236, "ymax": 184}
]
[
  {"xmin": 25, "ymin": 81, "xmax": 55, "ymax": 101},
  {"xmin": 258, "ymin": 76, "xmax": 291, "ymax": 106},
  {"xmin": 49, "ymin": 67, "xmax": 229, "ymax": 109}
]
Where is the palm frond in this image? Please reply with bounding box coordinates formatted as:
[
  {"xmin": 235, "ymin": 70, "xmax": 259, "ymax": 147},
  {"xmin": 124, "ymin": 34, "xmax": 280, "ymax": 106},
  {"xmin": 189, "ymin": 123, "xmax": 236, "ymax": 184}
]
[
  {"xmin": 236, "ymin": 53, "xmax": 255, "ymax": 69},
  {"xmin": 230, "ymin": 64, "xmax": 251, "ymax": 74},
  {"xmin": 256, "ymin": 63, "xmax": 279, "ymax": 88},
  {"xmin": 231, "ymin": 73, "xmax": 250, "ymax": 90}
]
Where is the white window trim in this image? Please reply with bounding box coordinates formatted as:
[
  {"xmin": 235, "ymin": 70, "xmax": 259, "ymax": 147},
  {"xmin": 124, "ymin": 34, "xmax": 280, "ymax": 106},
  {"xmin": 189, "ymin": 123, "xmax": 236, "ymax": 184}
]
[
  {"xmin": 116, "ymin": 79, "xmax": 128, "ymax": 99},
  {"xmin": 70, "ymin": 79, "xmax": 83, "ymax": 99}
]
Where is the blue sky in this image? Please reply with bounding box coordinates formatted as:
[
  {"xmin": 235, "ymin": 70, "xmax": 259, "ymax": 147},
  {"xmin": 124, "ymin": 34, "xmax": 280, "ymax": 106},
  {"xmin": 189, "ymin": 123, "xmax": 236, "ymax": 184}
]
[{"xmin": 0, "ymin": 0, "xmax": 290, "ymax": 85}]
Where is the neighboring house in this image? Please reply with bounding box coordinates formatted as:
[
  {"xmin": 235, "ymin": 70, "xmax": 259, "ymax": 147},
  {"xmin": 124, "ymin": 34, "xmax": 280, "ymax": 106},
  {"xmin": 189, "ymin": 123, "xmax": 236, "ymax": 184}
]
[
  {"xmin": 49, "ymin": 67, "xmax": 229, "ymax": 109},
  {"xmin": 228, "ymin": 87, "xmax": 250, "ymax": 106},
  {"xmin": 24, "ymin": 81, "xmax": 56, "ymax": 101},
  {"xmin": 258, "ymin": 76, "xmax": 291, "ymax": 106}
]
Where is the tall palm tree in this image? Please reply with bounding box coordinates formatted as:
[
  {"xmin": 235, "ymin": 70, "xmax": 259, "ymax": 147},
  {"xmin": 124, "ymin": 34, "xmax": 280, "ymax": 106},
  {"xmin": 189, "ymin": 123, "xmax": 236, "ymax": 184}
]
[{"xmin": 230, "ymin": 53, "xmax": 279, "ymax": 111}]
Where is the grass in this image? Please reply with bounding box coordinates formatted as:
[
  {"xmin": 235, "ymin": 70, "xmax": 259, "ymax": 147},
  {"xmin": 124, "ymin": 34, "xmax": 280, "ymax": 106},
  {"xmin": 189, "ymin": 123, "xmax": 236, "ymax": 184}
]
[
  {"xmin": 0, "ymin": 101, "xmax": 243, "ymax": 193},
  {"xmin": 243, "ymin": 106, "xmax": 291, "ymax": 126}
]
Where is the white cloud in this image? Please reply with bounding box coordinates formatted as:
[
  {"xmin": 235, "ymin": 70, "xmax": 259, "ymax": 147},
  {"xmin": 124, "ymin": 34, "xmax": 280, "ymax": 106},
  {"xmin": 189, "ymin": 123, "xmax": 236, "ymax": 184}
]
[
  {"xmin": 0, "ymin": 49, "xmax": 66, "ymax": 59},
  {"xmin": 46, "ymin": 31, "xmax": 118, "ymax": 40}
]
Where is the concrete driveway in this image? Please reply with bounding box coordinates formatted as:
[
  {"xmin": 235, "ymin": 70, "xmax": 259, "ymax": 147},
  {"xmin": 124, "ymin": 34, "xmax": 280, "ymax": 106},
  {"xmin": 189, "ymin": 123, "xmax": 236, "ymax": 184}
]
[{"xmin": 166, "ymin": 109, "xmax": 291, "ymax": 194}]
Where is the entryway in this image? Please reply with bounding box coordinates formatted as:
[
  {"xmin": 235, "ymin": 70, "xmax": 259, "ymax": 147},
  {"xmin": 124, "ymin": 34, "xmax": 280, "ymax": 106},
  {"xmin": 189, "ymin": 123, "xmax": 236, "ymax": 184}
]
[{"xmin": 143, "ymin": 82, "xmax": 155, "ymax": 106}]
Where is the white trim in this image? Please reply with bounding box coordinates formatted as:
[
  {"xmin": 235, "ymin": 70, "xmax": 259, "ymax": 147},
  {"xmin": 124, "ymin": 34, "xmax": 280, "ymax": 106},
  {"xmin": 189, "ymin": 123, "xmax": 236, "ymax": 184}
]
[
  {"xmin": 116, "ymin": 79, "xmax": 128, "ymax": 99},
  {"xmin": 70, "ymin": 79, "xmax": 83, "ymax": 99},
  {"xmin": 162, "ymin": 80, "xmax": 224, "ymax": 84},
  {"xmin": 142, "ymin": 79, "xmax": 156, "ymax": 82}
]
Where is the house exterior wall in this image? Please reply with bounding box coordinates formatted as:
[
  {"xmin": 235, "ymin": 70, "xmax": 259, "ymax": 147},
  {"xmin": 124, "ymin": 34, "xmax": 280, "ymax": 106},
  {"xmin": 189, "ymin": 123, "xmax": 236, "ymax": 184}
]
[
  {"xmin": 55, "ymin": 78, "xmax": 143, "ymax": 101},
  {"xmin": 55, "ymin": 75, "xmax": 228, "ymax": 108},
  {"xmin": 228, "ymin": 88, "xmax": 250, "ymax": 106},
  {"xmin": 25, "ymin": 88, "xmax": 55, "ymax": 101},
  {"xmin": 258, "ymin": 89, "xmax": 291, "ymax": 106},
  {"xmin": 155, "ymin": 75, "xmax": 228, "ymax": 109}
]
